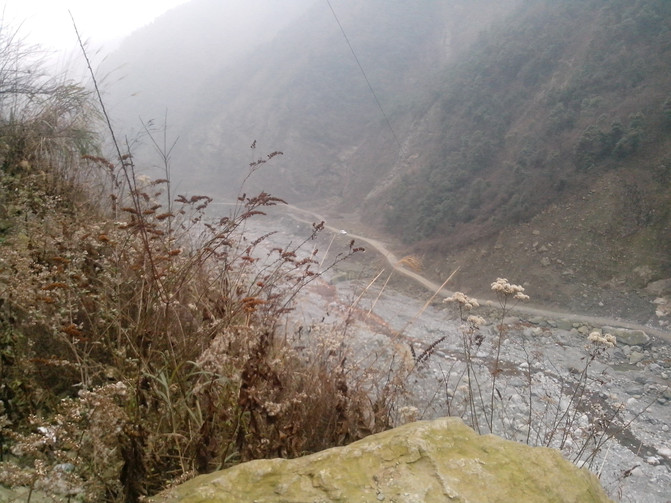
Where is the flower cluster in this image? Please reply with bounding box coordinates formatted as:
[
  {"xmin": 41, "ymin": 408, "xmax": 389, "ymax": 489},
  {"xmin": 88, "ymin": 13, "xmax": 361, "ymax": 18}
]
[
  {"xmin": 587, "ymin": 331, "xmax": 617, "ymax": 348},
  {"xmin": 490, "ymin": 278, "xmax": 530, "ymax": 301},
  {"xmin": 444, "ymin": 292, "xmax": 480, "ymax": 310}
]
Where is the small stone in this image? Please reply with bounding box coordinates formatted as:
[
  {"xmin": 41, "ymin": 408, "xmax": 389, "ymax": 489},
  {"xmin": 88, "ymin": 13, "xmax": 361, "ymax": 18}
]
[
  {"xmin": 625, "ymin": 386, "xmax": 645, "ymax": 396},
  {"xmin": 629, "ymin": 352, "xmax": 645, "ymax": 365},
  {"xmin": 523, "ymin": 327, "xmax": 543, "ymax": 337},
  {"xmin": 555, "ymin": 319, "xmax": 573, "ymax": 331}
]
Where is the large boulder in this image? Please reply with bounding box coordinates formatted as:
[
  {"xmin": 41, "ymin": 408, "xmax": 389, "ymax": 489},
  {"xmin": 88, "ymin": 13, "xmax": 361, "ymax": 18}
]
[{"xmin": 152, "ymin": 417, "xmax": 612, "ymax": 503}]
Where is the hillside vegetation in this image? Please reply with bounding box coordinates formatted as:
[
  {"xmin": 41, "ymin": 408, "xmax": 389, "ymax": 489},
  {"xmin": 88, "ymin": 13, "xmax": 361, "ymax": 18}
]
[
  {"xmin": 371, "ymin": 0, "xmax": 671, "ymax": 316},
  {"xmin": 382, "ymin": 0, "xmax": 671, "ymax": 244}
]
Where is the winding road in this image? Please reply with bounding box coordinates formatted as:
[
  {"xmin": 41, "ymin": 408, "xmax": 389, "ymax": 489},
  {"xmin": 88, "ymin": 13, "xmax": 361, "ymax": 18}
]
[{"xmin": 283, "ymin": 204, "xmax": 671, "ymax": 342}]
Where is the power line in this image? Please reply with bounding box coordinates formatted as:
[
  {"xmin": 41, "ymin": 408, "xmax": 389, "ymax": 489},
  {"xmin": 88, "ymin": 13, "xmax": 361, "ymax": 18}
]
[{"xmin": 324, "ymin": 0, "xmax": 403, "ymax": 150}]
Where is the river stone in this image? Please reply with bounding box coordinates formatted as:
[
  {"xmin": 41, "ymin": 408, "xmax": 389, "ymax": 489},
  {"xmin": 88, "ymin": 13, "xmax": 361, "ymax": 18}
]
[
  {"xmin": 602, "ymin": 326, "xmax": 650, "ymax": 346},
  {"xmin": 555, "ymin": 319, "xmax": 575, "ymax": 331},
  {"xmin": 152, "ymin": 417, "xmax": 613, "ymax": 503}
]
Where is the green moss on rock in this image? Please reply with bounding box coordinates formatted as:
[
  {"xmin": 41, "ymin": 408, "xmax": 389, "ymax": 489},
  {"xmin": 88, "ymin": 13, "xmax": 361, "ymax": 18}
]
[{"xmin": 152, "ymin": 417, "xmax": 612, "ymax": 503}]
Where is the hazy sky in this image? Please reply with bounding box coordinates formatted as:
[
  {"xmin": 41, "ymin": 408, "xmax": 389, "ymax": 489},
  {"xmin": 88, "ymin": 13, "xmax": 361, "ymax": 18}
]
[{"xmin": 2, "ymin": 0, "xmax": 191, "ymax": 53}]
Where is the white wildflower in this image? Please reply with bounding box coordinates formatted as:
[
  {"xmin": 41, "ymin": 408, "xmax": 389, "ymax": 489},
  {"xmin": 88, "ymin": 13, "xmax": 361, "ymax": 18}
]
[
  {"xmin": 588, "ymin": 331, "xmax": 616, "ymax": 348},
  {"xmin": 491, "ymin": 277, "xmax": 527, "ymax": 296},
  {"xmin": 263, "ymin": 401, "xmax": 284, "ymax": 417},
  {"xmin": 467, "ymin": 315, "xmax": 486, "ymax": 327},
  {"xmin": 444, "ymin": 292, "xmax": 479, "ymax": 310}
]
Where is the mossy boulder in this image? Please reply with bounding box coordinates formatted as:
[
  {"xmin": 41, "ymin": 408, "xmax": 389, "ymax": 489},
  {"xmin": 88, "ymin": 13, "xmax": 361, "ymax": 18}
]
[{"xmin": 152, "ymin": 417, "xmax": 612, "ymax": 503}]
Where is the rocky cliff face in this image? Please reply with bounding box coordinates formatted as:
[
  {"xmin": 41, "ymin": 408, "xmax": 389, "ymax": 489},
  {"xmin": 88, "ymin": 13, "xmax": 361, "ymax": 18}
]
[{"xmin": 152, "ymin": 417, "xmax": 612, "ymax": 503}]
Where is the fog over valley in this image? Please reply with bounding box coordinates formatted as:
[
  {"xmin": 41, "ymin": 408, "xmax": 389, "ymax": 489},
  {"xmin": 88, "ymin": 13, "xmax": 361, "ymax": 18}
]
[
  {"xmin": 1, "ymin": 1, "xmax": 671, "ymax": 501},
  {"xmin": 101, "ymin": 0, "xmax": 671, "ymax": 325}
]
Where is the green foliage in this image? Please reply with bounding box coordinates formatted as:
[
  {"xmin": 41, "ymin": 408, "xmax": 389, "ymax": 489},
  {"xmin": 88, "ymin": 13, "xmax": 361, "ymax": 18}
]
[
  {"xmin": 381, "ymin": 0, "xmax": 669, "ymax": 247},
  {"xmin": 574, "ymin": 114, "xmax": 645, "ymax": 170},
  {"xmin": 548, "ymin": 103, "xmax": 577, "ymax": 133}
]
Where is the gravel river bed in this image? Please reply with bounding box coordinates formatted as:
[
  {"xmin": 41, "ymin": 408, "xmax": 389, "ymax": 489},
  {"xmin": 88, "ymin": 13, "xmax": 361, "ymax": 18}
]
[{"xmin": 248, "ymin": 208, "xmax": 671, "ymax": 503}]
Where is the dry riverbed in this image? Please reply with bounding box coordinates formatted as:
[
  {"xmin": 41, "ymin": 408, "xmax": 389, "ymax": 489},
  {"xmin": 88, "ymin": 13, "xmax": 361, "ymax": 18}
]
[{"xmin": 250, "ymin": 208, "xmax": 671, "ymax": 503}]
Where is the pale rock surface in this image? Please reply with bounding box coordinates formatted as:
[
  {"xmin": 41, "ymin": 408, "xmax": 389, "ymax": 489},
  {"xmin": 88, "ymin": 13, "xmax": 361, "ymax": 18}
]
[
  {"xmin": 152, "ymin": 417, "xmax": 612, "ymax": 503},
  {"xmin": 602, "ymin": 325, "xmax": 650, "ymax": 346}
]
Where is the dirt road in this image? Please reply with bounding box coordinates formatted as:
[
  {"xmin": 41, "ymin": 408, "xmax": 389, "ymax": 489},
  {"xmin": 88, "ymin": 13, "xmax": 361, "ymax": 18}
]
[{"xmin": 285, "ymin": 204, "xmax": 671, "ymax": 342}]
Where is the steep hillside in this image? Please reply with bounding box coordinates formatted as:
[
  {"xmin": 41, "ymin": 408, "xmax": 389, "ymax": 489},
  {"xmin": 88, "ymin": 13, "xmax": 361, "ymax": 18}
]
[
  {"xmin": 371, "ymin": 0, "xmax": 671, "ymax": 321},
  {"xmin": 379, "ymin": 0, "xmax": 671, "ymax": 245},
  {"xmin": 103, "ymin": 0, "xmax": 671, "ymax": 322},
  {"xmin": 173, "ymin": 0, "xmax": 520, "ymax": 200}
]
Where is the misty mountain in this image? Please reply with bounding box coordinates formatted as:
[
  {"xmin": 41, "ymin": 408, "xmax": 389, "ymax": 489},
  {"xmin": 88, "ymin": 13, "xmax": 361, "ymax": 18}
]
[
  {"xmin": 177, "ymin": 0, "xmax": 522, "ymax": 200},
  {"xmin": 102, "ymin": 0, "xmax": 314, "ymax": 136},
  {"xmin": 104, "ymin": 0, "xmax": 671, "ymax": 316},
  {"xmin": 104, "ymin": 0, "xmax": 519, "ymax": 196}
]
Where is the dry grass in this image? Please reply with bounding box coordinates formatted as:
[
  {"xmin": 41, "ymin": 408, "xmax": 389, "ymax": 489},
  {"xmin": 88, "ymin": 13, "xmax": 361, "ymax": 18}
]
[{"xmin": 0, "ymin": 33, "xmax": 405, "ymax": 501}]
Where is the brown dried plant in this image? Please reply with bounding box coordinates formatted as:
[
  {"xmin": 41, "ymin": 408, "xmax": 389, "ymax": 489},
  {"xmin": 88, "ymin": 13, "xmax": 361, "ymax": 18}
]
[{"xmin": 0, "ymin": 29, "xmax": 397, "ymax": 502}]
